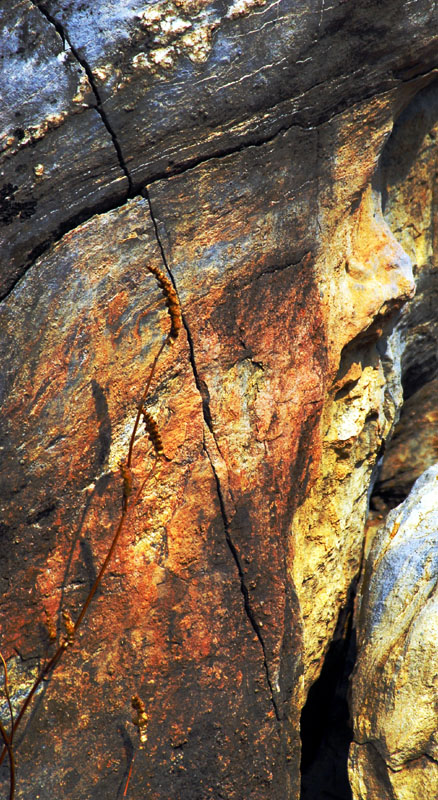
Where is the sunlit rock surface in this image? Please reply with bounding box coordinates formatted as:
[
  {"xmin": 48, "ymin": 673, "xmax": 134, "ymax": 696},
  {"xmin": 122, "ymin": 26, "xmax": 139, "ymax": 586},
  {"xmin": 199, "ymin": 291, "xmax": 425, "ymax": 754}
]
[
  {"xmin": 1, "ymin": 1, "xmax": 438, "ymax": 798},
  {"xmin": 349, "ymin": 464, "xmax": 438, "ymax": 800}
]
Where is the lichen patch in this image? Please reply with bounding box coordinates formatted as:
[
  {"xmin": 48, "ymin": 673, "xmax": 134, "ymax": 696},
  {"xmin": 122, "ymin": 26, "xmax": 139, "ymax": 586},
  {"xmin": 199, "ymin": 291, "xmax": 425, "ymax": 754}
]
[
  {"xmin": 129, "ymin": 0, "xmax": 220, "ymax": 77},
  {"xmin": 180, "ymin": 24, "xmax": 217, "ymax": 62},
  {"xmin": 226, "ymin": 0, "xmax": 267, "ymax": 20}
]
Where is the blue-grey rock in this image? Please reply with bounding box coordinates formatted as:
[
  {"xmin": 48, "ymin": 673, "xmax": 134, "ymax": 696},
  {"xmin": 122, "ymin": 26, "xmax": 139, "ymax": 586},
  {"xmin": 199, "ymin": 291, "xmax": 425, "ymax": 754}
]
[{"xmin": 350, "ymin": 464, "xmax": 438, "ymax": 798}]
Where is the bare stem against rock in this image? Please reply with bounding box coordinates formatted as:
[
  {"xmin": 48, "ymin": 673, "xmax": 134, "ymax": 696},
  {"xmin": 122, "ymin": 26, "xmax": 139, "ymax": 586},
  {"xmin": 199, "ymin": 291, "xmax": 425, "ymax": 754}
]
[{"xmin": 0, "ymin": 261, "xmax": 182, "ymax": 797}]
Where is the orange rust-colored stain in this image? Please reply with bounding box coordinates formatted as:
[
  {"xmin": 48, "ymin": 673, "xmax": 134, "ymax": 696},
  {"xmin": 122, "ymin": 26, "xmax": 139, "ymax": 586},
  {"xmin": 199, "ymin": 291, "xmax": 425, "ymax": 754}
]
[
  {"xmin": 107, "ymin": 290, "xmax": 129, "ymax": 328},
  {"xmin": 389, "ymin": 520, "xmax": 400, "ymax": 540}
]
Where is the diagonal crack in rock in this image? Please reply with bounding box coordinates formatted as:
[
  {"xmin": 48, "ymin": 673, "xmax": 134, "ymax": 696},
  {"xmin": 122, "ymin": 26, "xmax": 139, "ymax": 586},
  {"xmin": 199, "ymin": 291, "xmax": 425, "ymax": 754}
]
[
  {"xmin": 29, "ymin": 0, "xmax": 132, "ymax": 192},
  {"xmin": 145, "ymin": 190, "xmax": 282, "ymax": 725}
]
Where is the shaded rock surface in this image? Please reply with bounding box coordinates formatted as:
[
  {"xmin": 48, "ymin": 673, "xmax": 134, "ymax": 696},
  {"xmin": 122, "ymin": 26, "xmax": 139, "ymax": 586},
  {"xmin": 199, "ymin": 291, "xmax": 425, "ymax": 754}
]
[
  {"xmin": 1, "ymin": 2, "xmax": 438, "ymax": 799},
  {"xmin": 369, "ymin": 82, "xmax": 438, "ymax": 521},
  {"xmin": 381, "ymin": 80, "xmax": 438, "ymax": 401},
  {"xmin": 372, "ymin": 377, "xmax": 438, "ymax": 510},
  {"xmin": 349, "ymin": 464, "xmax": 438, "ymax": 800}
]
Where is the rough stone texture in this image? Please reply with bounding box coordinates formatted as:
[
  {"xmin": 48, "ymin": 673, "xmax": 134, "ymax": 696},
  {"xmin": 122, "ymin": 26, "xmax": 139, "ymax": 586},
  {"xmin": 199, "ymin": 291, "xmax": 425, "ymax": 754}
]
[
  {"xmin": 2, "ymin": 0, "xmax": 438, "ymax": 297},
  {"xmin": 369, "ymin": 82, "xmax": 438, "ymax": 519},
  {"xmin": 350, "ymin": 81, "xmax": 438, "ymax": 800},
  {"xmin": 0, "ymin": 0, "xmax": 128, "ymax": 295},
  {"xmin": 1, "ymin": 2, "xmax": 438, "ymax": 799},
  {"xmin": 1, "ymin": 199, "xmax": 292, "ymax": 798},
  {"xmin": 291, "ymin": 178, "xmax": 414, "ymax": 693},
  {"xmin": 349, "ymin": 465, "xmax": 438, "ymax": 800},
  {"xmin": 381, "ymin": 81, "xmax": 438, "ymax": 400}
]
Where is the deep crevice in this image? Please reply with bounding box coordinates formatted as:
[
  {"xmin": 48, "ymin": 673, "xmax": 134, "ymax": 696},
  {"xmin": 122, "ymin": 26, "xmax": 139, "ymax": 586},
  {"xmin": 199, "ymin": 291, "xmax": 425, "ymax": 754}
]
[
  {"xmin": 145, "ymin": 190, "xmax": 281, "ymax": 724},
  {"xmin": 207, "ymin": 446, "xmax": 282, "ymax": 724},
  {"xmin": 136, "ymin": 118, "xmax": 314, "ymax": 186},
  {"xmin": 30, "ymin": 0, "xmax": 133, "ymax": 193},
  {"xmin": 256, "ymin": 255, "xmax": 313, "ymax": 280},
  {"xmin": 300, "ymin": 583, "xmax": 356, "ymax": 800}
]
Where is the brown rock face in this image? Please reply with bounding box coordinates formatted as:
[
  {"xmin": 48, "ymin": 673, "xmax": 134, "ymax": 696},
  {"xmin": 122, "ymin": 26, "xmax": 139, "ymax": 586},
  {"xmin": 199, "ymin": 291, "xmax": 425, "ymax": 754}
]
[{"xmin": 1, "ymin": 2, "xmax": 438, "ymax": 799}]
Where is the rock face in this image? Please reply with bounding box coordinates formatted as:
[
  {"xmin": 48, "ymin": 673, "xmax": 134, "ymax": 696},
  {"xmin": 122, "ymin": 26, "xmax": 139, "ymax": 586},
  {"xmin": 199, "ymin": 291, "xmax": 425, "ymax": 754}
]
[
  {"xmin": 381, "ymin": 81, "xmax": 438, "ymax": 401},
  {"xmin": 370, "ymin": 82, "xmax": 438, "ymax": 519},
  {"xmin": 348, "ymin": 81, "xmax": 438, "ymax": 800},
  {"xmin": 1, "ymin": 2, "xmax": 438, "ymax": 799},
  {"xmin": 349, "ymin": 464, "xmax": 438, "ymax": 800}
]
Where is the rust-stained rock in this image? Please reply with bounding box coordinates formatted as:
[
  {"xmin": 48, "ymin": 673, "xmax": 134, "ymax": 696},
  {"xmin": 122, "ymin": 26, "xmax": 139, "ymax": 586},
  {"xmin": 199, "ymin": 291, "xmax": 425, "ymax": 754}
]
[
  {"xmin": 0, "ymin": 199, "xmax": 288, "ymax": 798},
  {"xmin": 1, "ymin": 1, "xmax": 438, "ymax": 799},
  {"xmin": 349, "ymin": 465, "xmax": 438, "ymax": 800}
]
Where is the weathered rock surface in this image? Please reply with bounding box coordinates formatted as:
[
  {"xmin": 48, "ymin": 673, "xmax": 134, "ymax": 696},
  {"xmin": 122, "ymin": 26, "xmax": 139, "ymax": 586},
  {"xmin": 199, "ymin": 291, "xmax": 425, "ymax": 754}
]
[
  {"xmin": 349, "ymin": 464, "xmax": 438, "ymax": 800},
  {"xmin": 369, "ymin": 83, "xmax": 438, "ymax": 519},
  {"xmin": 349, "ymin": 79, "xmax": 438, "ymax": 800},
  {"xmin": 2, "ymin": 0, "xmax": 438, "ymax": 298},
  {"xmin": 381, "ymin": 80, "xmax": 438, "ymax": 401},
  {"xmin": 1, "ymin": 1, "xmax": 438, "ymax": 799},
  {"xmin": 0, "ymin": 0, "xmax": 128, "ymax": 295}
]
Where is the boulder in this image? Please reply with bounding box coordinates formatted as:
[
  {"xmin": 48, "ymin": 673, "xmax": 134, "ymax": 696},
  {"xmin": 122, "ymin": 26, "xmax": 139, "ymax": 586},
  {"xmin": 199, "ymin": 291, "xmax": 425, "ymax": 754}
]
[{"xmin": 349, "ymin": 464, "xmax": 438, "ymax": 800}]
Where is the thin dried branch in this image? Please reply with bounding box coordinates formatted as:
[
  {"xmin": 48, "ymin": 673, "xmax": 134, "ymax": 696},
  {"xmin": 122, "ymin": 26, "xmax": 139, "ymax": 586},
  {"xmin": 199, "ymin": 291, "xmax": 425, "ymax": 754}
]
[
  {"xmin": 0, "ymin": 719, "xmax": 15, "ymax": 800},
  {"xmin": 146, "ymin": 263, "xmax": 182, "ymax": 342},
  {"xmin": 0, "ymin": 254, "xmax": 181, "ymax": 792},
  {"xmin": 126, "ymin": 336, "xmax": 167, "ymax": 469},
  {"xmin": 0, "ymin": 653, "xmax": 14, "ymax": 742}
]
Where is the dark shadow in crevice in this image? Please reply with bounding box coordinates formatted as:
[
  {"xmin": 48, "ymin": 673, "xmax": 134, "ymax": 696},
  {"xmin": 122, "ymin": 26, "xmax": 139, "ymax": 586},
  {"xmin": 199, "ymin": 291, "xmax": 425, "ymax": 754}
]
[
  {"xmin": 300, "ymin": 583, "xmax": 357, "ymax": 800},
  {"xmin": 380, "ymin": 80, "xmax": 438, "ymax": 209},
  {"xmin": 116, "ymin": 724, "xmax": 134, "ymax": 800}
]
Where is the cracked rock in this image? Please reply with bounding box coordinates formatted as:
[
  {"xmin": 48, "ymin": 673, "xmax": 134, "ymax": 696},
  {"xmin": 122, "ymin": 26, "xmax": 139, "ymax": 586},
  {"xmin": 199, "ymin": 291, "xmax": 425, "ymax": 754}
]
[{"xmin": 1, "ymin": 2, "xmax": 438, "ymax": 799}]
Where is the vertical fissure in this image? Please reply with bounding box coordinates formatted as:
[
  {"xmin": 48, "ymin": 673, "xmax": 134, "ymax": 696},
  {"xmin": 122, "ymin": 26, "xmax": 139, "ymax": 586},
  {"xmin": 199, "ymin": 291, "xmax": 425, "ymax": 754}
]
[
  {"xmin": 300, "ymin": 584, "xmax": 356, "ymax": 800},
  {"xmin": 145, "ymin": 190, "xmax": 281, "ymax": 724},
  {"xmin": 207, "ymin": 456, "xmax": 282, "ymax": 723},
  {"xmin": 30, "ymin": 1, "xmax": 133, "ymax": 194}
]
